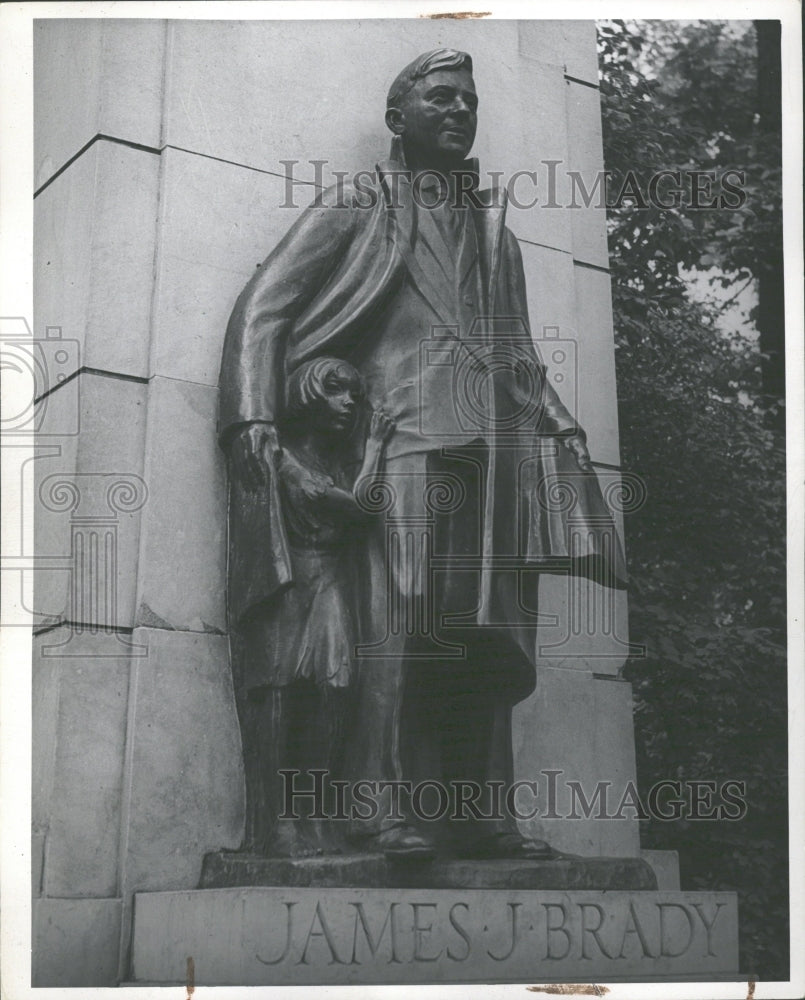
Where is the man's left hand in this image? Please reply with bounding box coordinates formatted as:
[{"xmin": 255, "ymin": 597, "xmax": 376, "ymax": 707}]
[{"xmin": 563, "ymin": 432, "xmax": 594, "ymax": 472}]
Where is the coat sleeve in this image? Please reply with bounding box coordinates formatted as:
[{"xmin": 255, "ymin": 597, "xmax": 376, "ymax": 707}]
[
  {"xmin": 218, "ymin": 189, "xmax": 360, "ymax": 444},
  {"xmin": 220, "ymin": 189, "xmax": 358, "ymax": 625},
  {"xmin": 504, "ymin": 228, "xmax": 584, "ymax": 438},
  {"xmin": 503, "ymin": 232, "xmax": 627, "ymax": 586}
]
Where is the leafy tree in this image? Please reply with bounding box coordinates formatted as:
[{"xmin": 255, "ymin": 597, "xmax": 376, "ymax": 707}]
[
  {"xmin": 598, "ymin": 20, "xmax": 783, "ymax": 421},
  {"xmin": 597, "ymin": 19, "xmax": 788, "ymax": 980}
]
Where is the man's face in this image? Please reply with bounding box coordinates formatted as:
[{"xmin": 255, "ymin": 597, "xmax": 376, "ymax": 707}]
[{"xmin": 393, "ymin": 67, "xmax": 478, "ymax": 167}]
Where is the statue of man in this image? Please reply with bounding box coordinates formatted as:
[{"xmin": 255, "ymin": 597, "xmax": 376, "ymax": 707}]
[{"xmin": 218, "ymin": 49, "xmax": 624, "ymax": 862}]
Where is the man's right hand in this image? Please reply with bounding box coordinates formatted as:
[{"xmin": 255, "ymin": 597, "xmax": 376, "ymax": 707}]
[{"xmin": 229, "ymin": 422, "xmax": 281, "ymax": 491}]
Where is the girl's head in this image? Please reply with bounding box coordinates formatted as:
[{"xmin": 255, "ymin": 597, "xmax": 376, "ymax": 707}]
[{"xmin": 285, "ymin": 357, "xmax": 365, "ymax": 438}]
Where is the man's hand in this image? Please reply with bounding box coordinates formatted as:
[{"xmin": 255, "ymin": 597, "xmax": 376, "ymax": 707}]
[
  {"xmin": 562, "ymin": 431, "xmax": 594, "ymax": 473},
  {"xmin": 229, "ymin": 422, "xmax": 281, "ymax": 490}
]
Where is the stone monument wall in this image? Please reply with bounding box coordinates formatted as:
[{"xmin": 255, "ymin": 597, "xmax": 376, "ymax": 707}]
[{"xmin": 32, "ymin": 18, "xmax": 639, "ymax": 985}]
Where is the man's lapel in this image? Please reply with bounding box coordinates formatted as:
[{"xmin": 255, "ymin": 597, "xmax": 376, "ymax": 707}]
[
  {"xmin": 377, "ymin": 138, "xmax": 415, "ymax": 253},
  {"xmin": 471, "ymin": 185, "xmax": 508, "ymax": 313},
  {"xmin": 457, "ymin": 210, "xmax": 479, "ymax": 290},
  {"xmin": 377, "ymin": 137, "xmax": 509, "ymax": 322},
  {"xmin": 377, "ymin": 145, "xmax": 453, "ymax": 324}
]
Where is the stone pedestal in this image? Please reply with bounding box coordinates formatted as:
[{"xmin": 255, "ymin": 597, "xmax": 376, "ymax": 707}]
[
  {"xmin": 199, "ymin": 850, "xmax": 658, "ymax": 892},
  {"xmin": 130, "ymin": 884, "xmax": 739, "ymax": 985}
]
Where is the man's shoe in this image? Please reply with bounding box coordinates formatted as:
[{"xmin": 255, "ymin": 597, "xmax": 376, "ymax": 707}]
[
  {"xmin": 456, "ymin": 831, "xmax": 555, "ymax": 860},
  {"xmin": 376, "ymin": 825, "xmax": 437, "ymax": 862}
]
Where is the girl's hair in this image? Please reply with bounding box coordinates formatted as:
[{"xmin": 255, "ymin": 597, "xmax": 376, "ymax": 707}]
[{"xmin": 284, "ymin": 356, "xmax": 365, "ymax": 423}]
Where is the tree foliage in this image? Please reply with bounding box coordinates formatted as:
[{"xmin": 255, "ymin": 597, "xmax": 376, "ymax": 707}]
[{"xmin": 598, "ymin": 19, "xmax": 788, "ymax": 980}]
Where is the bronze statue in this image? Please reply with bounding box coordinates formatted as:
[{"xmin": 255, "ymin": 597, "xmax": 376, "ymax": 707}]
[
  {"xmin": 219, "ymin": 49, "xmax": 626, "ymax": 862},
  {"xmin": 234, "ymin": 356, "xmax": 394, "ymax": 857}
]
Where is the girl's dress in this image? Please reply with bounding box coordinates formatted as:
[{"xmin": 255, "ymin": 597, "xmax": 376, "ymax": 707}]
[{"xmin": 239, "ymin": 446, "xmax": 356, "ymax": 691}]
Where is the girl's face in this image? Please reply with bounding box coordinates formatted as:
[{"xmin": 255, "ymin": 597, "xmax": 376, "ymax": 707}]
[{"xmin": 315, "ymin": 367, "xmax": 362, "ymax": 436}]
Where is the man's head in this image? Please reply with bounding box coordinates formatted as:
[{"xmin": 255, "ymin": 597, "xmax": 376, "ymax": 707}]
[{"xmin": 385, "ymin": 49, "xmax": 478, "ymax": 169}]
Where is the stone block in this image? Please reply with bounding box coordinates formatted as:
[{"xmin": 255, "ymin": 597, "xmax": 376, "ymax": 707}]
[
  {"xmin": 32, "ymin": 630, "xmax": 62, "ymax": 831},
  {"xmin": 93, "ymin": 19, "xmax": 167, "ymax": 148},
  {"xmin": 642, "ymin": 850, "xmax": 681, "ymax": 891},
  {"xmin": 519, "ymin": 20, "xmax": 600, "ymax": 85},
  {"xmin": 149, "ymin": 148, "xmax": 291, "ymax": 386},
  {"xmin": 163, "ymin": 20, "xmax": 520, "ymax": 177},
  {"xmin": 134, "ymin": 377, "xmax": 227, "ymax": 633},
  {"xmin": 34, "ymin": 19, "xmax": 166, "ymax": 189},
  {"xmin": 537, "ymin": 568, "xmax": 632, "ymax": 676},
  {"xmin": 520, "ymin": 242, "xmax": 577, "ymax": 341},
  {"xmin": 152, "ymin": 255, "xmax": 252, "ymax": 388},
  {"xmin": 504, "ymin": 60, "xmax": 573, "ymax": 254},
  {"xmin": 513, "ymin": 665, "xmax": 594, "ymax": 855},
  {"xmin": 34, "ymin": 149, "xmax": 93, "ymax": 379},
  {"xmin": 32, "ymin": 830, "xmax": 46, "ymax": 897},
  {"xmin": 31, "ymin": 382, "xmax": 82, "ymax": 627},
  {"xmin": 34, "ymin": 19, "xmax": 104, "ymax": 187},
  {"xmin": 519, "ymin": 243, "xmax": 589, "ymax": 443},
  {"xmin": 34, "ymin": 629, "xmax": 131, "ymax": 898},
  {"xmin": 33, "ymin": 372, "xmax": 148, "ymax": 627},
  {"xmin": 566, "ymin": 80, "xmax": 610, "ymax": 268},
  {"xmin": 512, "ymin": 665, "xmax": 638, "ymax": 856},
  {"xmin": 119, "ymin": 628, "xmax": 243, "ymax": 901},
  {"xmin": 131, "ymin": 886, "xmax": 739, "ymax": 984},
  {"xmin": 32, "ymin": 896, "xmax": 122, "ymax": 987},
  {"xmin": 34, "ymin": 140, "xmax": 160, "ymax": 380},
  {"xmin": 573, "ymin": 262, "xmax": 621, "ymax": 465},
  {"xmin": 594, "ymin": 678, "xmax": 641, "ymax": 857}
]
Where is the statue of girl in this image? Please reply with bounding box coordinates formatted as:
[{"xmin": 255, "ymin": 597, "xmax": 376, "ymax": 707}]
[{"xmin": 235, "ymin": 356, "xmax": 394, "ymax": 857}]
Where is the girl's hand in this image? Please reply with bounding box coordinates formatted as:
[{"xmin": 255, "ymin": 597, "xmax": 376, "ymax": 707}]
[{"xmin": 369, "ymin": 408, "xmax": 396, "ymax": 444}]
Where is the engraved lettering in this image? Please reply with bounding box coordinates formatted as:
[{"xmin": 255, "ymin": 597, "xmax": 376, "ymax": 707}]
[
  {"xmin": 298, "ymin": 901, "xmax": 346, "ymax": 965},
  {"xmin": 412, "ymin": 902, "xmax": 443, "ymax": 962},
  {"xmin": 349, "ymin": 902, "xmax": 402, "ymax": 965},
  {"xmin": 543, "ymin": 902, "xmax": 572, "ymax": 960},
  {"xmin": 693, "ymin": 901, "xmax": 726, "ymax": 957},
  {"xmin": 447, "ymin": 902, "xmax": 472, "ymax": 962},
  {"xmin": 256, "ymin": 901, "xmax": 296, "ymax": 965},
  {"xmin": 487, "ymin": 902, "xmax": 521, "ymax": 961},
  {"xmin": 658, "ymin": 902, "xmax": 695, "ymax": 958},
  {"xmin": 580, "ymin": 902, "xmax": 616, "ymax": 959},
  {"xmin": 617, "ymin": 900, "xmax": 655, "ymax": 959}
]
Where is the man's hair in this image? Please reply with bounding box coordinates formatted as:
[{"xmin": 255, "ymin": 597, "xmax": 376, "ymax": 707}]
[
  {"xmin": 285, "ymin": 356, "xmax": 365, "ymax": 423},
  {"xmin": 386, "ymin": 48, "xmax": 473, "ymax": 109}
]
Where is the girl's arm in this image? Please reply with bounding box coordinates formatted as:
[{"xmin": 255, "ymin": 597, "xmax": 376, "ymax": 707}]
[
  {"xmin": 350, "ymin": 410, "xmax": 396, "ymax": 516},
  {"xmin": 315, "ymin": 410, "xmax": 395, "ymax": 518}
]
